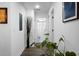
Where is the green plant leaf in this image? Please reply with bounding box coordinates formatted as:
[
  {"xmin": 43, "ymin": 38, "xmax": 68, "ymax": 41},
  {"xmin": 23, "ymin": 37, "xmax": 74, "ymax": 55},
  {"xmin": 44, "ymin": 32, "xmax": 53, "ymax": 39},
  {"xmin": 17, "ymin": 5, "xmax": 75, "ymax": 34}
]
[
  {"xmin": 65, "ymin": 51, "xmax": 76, "ymax": 56},
  {"xmin": 44, "ymin": 33, "xmax": 49, "ymax": 36},
  {"xmin": 59, "ymin": 37, "xmax": 64, "ymax": 42},
  {"xmin": 55, "ymin": 52, "xmax": 64, "ymax": 56}
]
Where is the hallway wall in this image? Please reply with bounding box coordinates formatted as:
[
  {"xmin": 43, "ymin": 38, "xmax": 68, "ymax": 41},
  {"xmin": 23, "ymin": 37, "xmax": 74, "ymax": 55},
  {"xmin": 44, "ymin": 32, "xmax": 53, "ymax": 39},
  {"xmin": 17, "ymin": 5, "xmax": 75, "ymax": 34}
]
[
  {"xmin": 10, "ymin": 3, "xmax": 27, "ymax": 56},
  {"xmin": 54, "ymin": 2, "xmax": 79, "ymax": 55},
  {"xmin": 0, "ymin": 2, "xmax": 50, "ymax": 56},
  {"xmin": 0, "ymin": 2, "xmax": 27, "ymax": 56},
  {"xmin": 0, "ymin": 2, "xmax": 11, "ymax": 56}
]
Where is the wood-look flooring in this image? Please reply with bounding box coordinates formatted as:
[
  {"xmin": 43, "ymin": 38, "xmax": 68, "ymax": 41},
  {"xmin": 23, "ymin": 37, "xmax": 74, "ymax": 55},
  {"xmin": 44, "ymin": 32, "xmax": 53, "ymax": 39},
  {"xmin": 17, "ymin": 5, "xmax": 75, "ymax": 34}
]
[{"xmin": 21, "ymin": 47, "xmax": 46, "ymax": 56}]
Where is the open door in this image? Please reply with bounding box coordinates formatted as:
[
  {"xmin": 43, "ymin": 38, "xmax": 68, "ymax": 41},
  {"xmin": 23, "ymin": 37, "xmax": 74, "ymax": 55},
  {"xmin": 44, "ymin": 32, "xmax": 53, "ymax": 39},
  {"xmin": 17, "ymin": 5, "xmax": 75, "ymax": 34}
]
[{"xmin": 27, "ymin": 16, "xmax": 32, "ymax": 48}]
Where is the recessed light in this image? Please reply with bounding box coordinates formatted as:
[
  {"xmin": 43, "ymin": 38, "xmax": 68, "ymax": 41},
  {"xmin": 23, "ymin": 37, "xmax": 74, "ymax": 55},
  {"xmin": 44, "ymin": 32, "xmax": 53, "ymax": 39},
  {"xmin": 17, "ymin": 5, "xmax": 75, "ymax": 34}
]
[{"xmin": 35, "ymin": 5, "xmax": 40, "ymax": 9}]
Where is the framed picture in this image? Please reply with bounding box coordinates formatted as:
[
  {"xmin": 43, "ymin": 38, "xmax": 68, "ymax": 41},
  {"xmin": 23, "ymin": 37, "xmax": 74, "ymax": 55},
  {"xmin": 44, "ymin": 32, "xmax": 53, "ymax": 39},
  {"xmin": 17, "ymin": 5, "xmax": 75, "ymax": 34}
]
[
  {"xmin": 19, "ymin": 13, "xmax": 22, "ymax": 31},
  {"xmin": 63, "ymin": 2, "xmax": 79, "ymax": 22},
  {"xmin": 0, "ymin": 8, "xmax": 7, "ymax": 24}
]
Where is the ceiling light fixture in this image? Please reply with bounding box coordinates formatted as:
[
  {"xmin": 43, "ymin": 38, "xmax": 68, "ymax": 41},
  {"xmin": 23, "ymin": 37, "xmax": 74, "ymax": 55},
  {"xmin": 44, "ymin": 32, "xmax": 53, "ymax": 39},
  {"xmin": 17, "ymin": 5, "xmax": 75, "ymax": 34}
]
[
  {"xmin": 35, "ymin": 5, "xmax": 40, "ymax": 9},
  {"xmin": 37, "ymin": 18, "xmax": 46, "ymax": 22}
]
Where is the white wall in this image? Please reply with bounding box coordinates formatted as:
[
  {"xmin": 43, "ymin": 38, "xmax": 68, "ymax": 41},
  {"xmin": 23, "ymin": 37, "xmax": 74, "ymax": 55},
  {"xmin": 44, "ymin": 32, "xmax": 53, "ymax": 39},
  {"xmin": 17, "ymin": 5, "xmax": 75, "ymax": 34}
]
[
  {"xmin": 54, "ymin": 2, "xmax": 79, "ymax": 55},
  {"xmin": 0, "ymin": 3, "xmax": 11, "ymax": 56},
  {"xmin": 0, "ymin": 2, "xmax": 35, "ymax": 56},
  {"xmin": 10, "ymin": 3, "xmax": 27, "ymax": 56}
]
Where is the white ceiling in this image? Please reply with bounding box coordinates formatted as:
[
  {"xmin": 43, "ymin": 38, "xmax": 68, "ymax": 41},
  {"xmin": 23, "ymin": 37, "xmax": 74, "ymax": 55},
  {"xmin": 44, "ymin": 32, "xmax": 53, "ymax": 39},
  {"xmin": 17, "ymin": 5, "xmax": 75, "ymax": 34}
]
[{"xmin": 21, "ymin": 2, "xmax": 53, "ymax": 14}]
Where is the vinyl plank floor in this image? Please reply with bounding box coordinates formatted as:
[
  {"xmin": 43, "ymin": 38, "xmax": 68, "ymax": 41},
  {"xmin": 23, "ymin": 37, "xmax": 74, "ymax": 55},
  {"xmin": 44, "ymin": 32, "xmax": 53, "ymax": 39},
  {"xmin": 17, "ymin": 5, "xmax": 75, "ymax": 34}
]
[{"xmin": 21, "ymin": 47, "xmax": 46, "ymax": 56}]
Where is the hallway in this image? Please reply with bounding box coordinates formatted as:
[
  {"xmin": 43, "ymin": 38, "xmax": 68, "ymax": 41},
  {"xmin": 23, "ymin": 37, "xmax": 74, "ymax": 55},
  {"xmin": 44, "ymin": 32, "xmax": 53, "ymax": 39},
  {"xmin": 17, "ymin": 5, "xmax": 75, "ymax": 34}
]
[{"xmin": 0, "ymin": 2, "xmax": 79, "ymax": 56}]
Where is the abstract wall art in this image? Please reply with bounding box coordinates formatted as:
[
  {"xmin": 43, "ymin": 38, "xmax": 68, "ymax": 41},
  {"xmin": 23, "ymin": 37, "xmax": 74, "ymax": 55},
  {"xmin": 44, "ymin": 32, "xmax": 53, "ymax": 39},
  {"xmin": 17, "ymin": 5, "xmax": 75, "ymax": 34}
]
[
  {"xmin": 0, "ymin": 8, "xmax": 7, "ymax": 24},
  {"xmin": 63, "ymin": 2, "xmax": 79, "ymax": 22}
]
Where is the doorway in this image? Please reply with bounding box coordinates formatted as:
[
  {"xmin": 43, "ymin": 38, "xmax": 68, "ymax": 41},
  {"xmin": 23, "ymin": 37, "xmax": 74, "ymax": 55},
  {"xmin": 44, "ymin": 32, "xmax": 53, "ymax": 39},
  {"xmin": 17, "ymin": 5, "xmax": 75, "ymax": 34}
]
[{"xmin": 27, "ymin": 17, "xmax": 32, "ymax": 48}]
